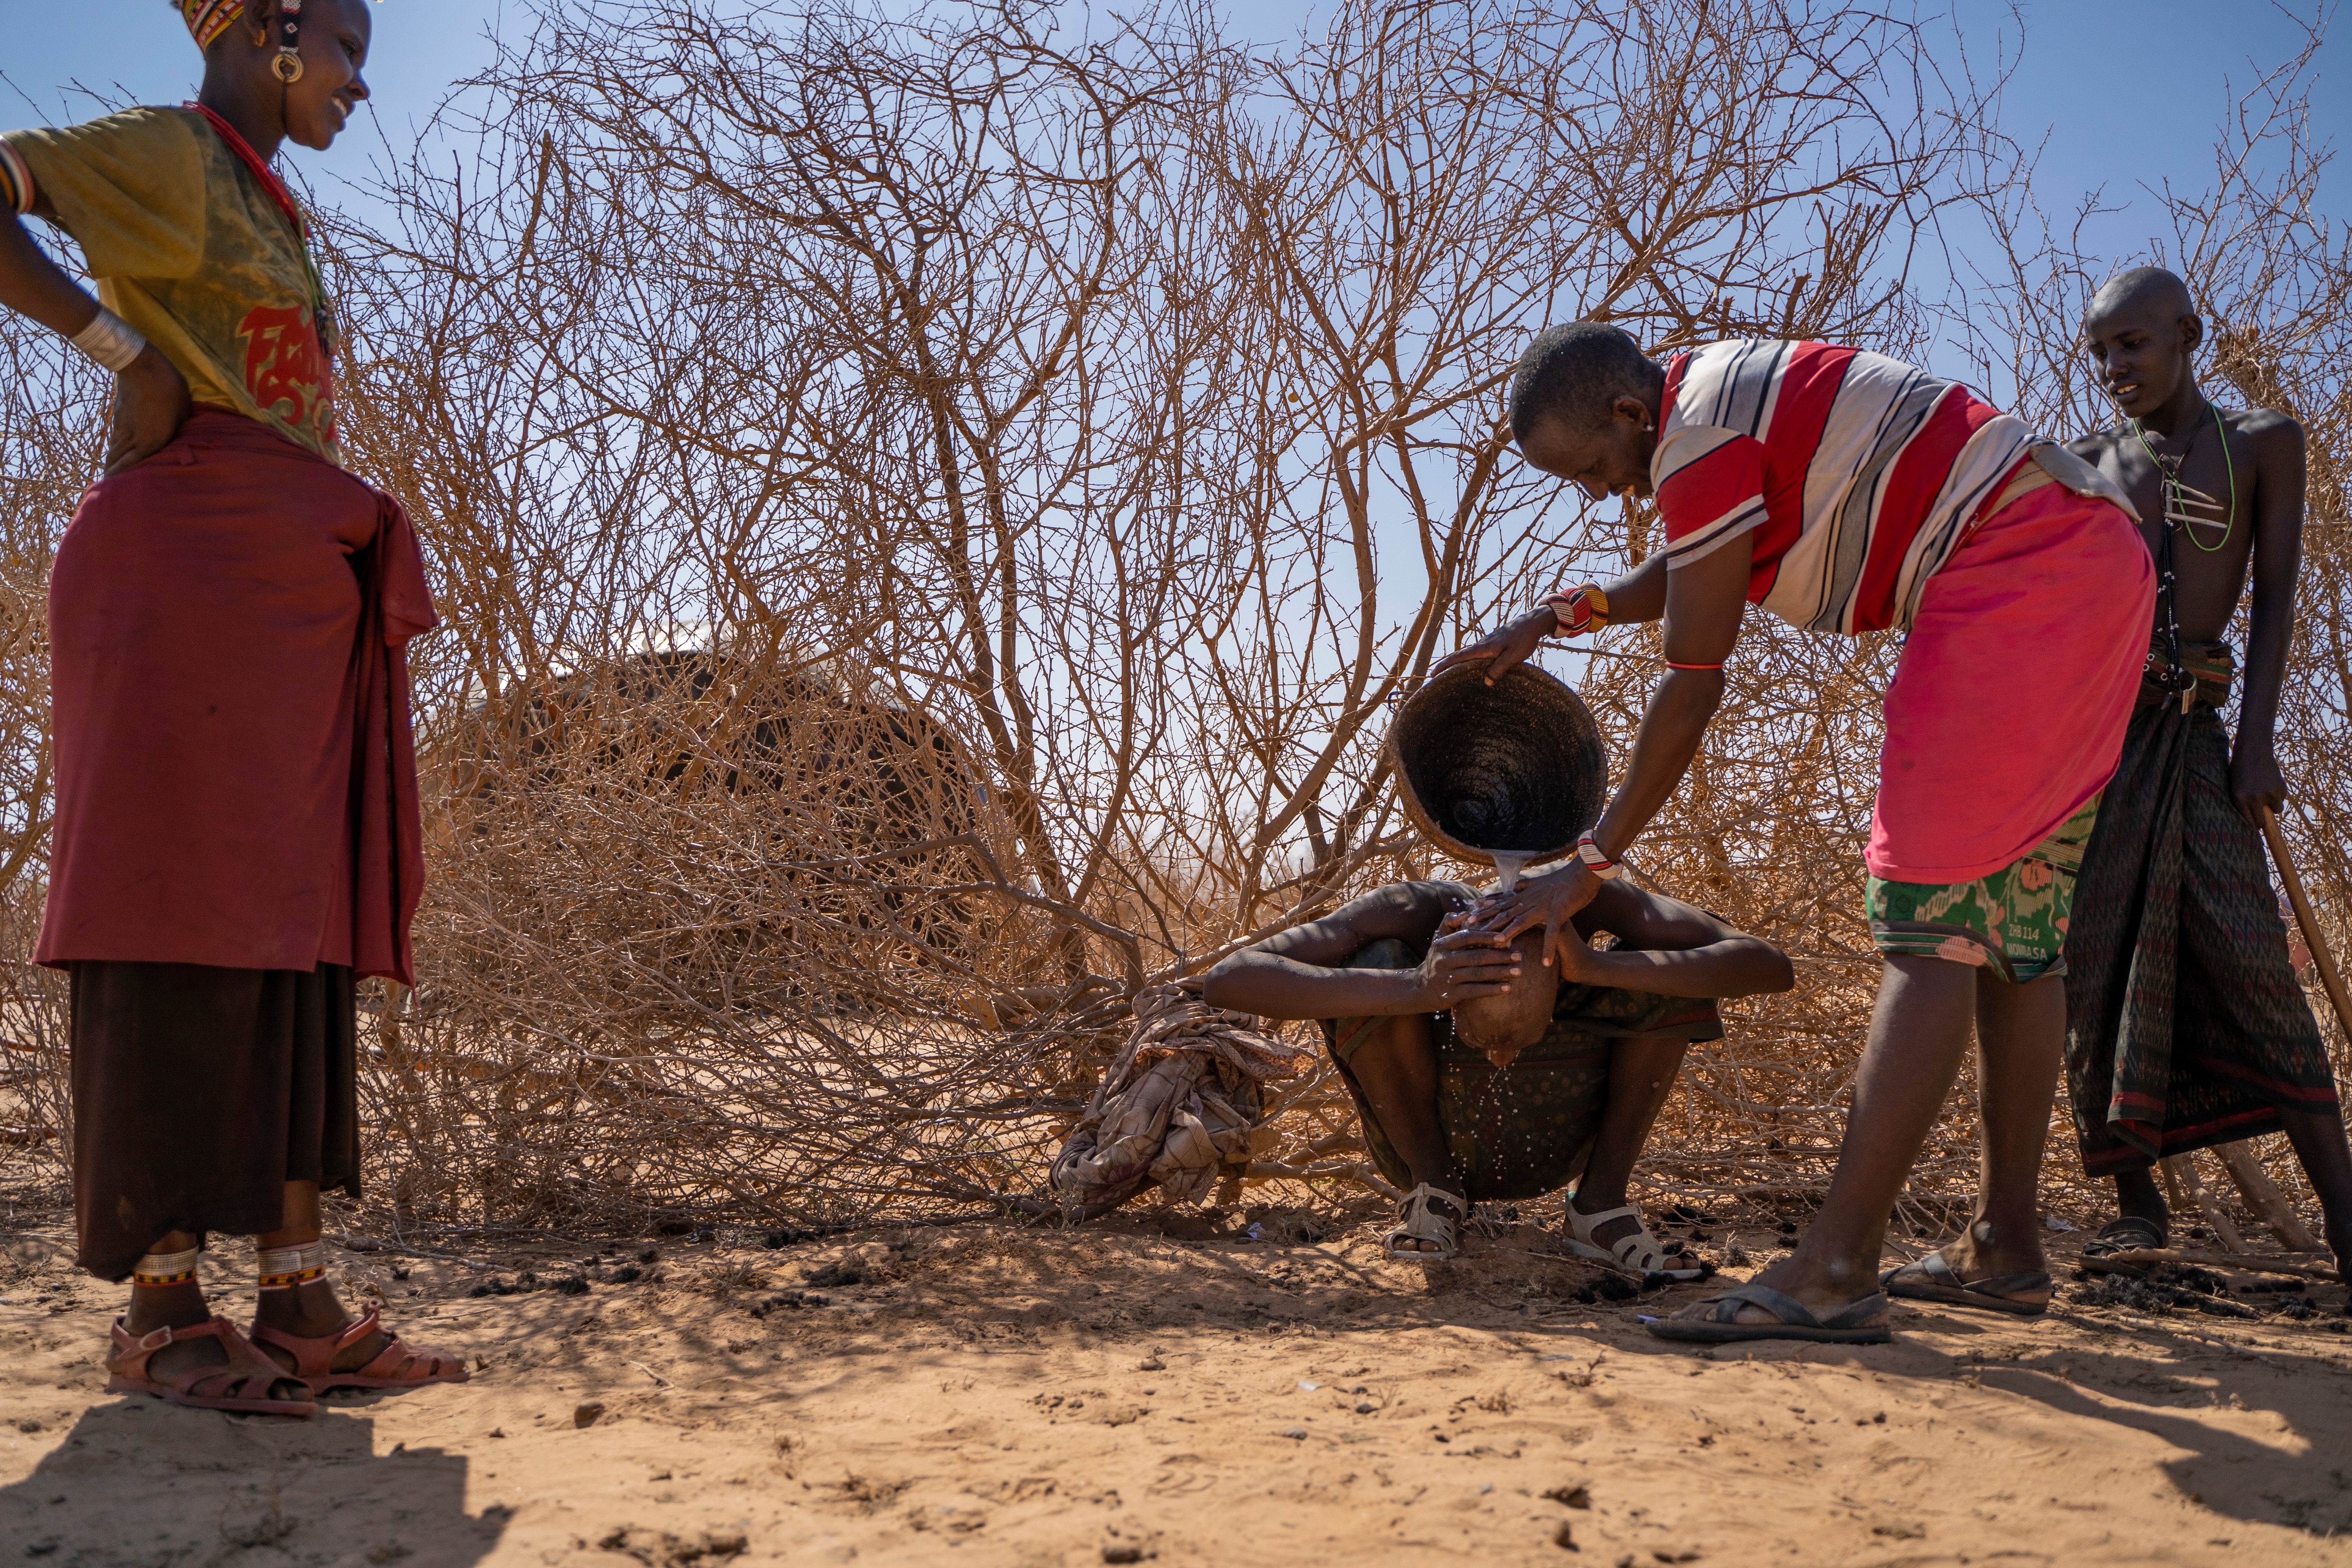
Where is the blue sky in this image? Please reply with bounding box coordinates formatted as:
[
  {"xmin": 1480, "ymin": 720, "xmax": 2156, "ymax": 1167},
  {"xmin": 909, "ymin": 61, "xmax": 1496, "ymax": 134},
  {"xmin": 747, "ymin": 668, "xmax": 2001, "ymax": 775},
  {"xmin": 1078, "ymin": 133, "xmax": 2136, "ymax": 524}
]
[{"xmin": 5, "ymin": 1, "xmax": 2345, "ymax": 360}]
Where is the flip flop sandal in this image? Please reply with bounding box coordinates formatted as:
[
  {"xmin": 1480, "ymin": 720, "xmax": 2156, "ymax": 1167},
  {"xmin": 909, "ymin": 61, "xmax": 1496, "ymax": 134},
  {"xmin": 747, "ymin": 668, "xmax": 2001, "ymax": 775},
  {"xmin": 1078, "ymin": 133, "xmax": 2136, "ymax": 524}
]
[
  {"xmin": 1878, "ymin": 1252, "xmax": 2051, "ymax": 1317},
  {"xmin": 1641, "ymin": 1283, "xmax": 1892, "ymax": 1345},
  {"xmin": 1564, "ymin": 1201, "xmax": 1704, "ymax": 1281},
  {"xmin": 105, "ymin": 1315, "xmax": 318, "ymax": 1417},
  {"xmin": 250, "ymin": 1303, "xmax": 470, "ymax": 1395},
  {"xmin": 2078, "ymin": 1216, "xmax": 2167, "ymax": 1276},
  {"xmin": 1383, "ymin": 1183, "xmax": 1466, "ymax": 1262}
]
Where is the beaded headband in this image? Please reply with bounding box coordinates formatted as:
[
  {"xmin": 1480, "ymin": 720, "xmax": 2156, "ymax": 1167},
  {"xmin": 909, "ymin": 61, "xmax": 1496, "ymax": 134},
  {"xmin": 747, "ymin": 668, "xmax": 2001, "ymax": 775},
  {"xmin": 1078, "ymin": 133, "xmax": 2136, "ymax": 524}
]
[{"xmin": 179, "ymin": 0, "xmax": 243, "ymax": 50}]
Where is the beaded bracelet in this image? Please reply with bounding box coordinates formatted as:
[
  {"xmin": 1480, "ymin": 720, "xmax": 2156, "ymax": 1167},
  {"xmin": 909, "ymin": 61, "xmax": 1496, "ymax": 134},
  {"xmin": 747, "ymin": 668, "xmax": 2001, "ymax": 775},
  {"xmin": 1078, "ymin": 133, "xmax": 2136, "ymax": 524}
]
[{"xmin": 1543, "ymin": 583, "xmax": 1610, "ymax": 637}]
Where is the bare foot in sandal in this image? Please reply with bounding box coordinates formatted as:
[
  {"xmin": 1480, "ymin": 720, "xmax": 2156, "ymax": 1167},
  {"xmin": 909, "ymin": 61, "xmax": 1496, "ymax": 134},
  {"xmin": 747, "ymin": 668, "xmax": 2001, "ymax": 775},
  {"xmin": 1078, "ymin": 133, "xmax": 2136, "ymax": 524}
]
[
  {"xmin": 249, "ymin": 1254, "xmax": 467, "ymax": 1396},
  {"xmin": 1878, "ymin": 1220, "xmax": 2053, "ymax": 1316},
  {"xmin": 110, "ymin": 1246, "xmax": 312, "ymax": 1416},
  {"xmin": 1384, "ymin": 1183, "xmax": 1467, "ymax": 1260}
]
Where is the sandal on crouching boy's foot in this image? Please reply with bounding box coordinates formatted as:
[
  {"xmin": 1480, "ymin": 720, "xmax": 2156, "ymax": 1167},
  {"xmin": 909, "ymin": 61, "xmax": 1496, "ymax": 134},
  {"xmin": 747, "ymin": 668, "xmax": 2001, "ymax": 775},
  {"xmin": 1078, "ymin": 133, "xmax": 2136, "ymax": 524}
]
[
  {"xmin": 250, "ymin": 1303, "xmax": 470, "ymax": 1396},
  {"xmin": 1383, "ymin": 1183, "xmax": 1466, "ymax": 1261},
  {"xmin": 1565, "ymin": 1200, "xmax": 1704, "ymax": 1281}
]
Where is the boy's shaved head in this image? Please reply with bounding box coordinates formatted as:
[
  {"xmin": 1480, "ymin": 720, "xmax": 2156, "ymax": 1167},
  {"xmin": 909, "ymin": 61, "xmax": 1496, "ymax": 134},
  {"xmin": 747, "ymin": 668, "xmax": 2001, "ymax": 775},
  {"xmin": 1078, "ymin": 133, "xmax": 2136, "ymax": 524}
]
[
  {"xmin": 2081, "ymin": 266, "xmax": 2203, "ymax": 422},
  {"xmin": 2085, "ymin": 265, "xmax": 2195, "ymax": 328}
]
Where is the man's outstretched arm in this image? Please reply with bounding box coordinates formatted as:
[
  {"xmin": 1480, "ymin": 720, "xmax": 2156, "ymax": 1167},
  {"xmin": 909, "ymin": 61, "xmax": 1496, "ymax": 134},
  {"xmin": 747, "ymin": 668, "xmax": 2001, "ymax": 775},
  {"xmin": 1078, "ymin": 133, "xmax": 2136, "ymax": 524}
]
[{"xmin": 1482, "ymin": 532, "xmax": 1755, "ymax": 967}]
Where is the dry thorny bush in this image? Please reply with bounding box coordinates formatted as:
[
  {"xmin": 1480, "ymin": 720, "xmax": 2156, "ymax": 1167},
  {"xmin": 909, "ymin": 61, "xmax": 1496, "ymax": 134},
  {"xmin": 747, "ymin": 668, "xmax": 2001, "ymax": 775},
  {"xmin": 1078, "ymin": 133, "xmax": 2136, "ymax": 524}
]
[{"xmin": 0, "ymin": 0, "xmax": 2345, "ymax": 1243}]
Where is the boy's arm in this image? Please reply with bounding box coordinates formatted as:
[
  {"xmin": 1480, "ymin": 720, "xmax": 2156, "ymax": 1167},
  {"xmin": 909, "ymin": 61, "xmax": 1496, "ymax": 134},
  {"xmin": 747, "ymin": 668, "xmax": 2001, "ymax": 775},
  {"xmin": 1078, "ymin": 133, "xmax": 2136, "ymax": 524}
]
[
  {"xmin": 1201, "ymin": 883, "xmax": 1519, "ymax": 1021},
  {"xmin": 1556, "ymin": 880, "xmax": 1794, "ymax": 999},
  {"xmin": 2232, "ymin": 411, "xmax": 2305, "ymax": 817}
]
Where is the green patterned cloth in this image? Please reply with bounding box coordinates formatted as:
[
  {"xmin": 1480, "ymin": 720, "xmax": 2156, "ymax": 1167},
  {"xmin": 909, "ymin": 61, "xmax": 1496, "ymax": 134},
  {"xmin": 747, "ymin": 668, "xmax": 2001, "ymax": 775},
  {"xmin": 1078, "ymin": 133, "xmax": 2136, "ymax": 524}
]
[
  {"xmin": 1866, "ymin": 793, "xmax": 2102, "ymax": 983},
  {"xmin": 1321, "ymin": 937, "xmax": 1723, "ymax": 1203}
]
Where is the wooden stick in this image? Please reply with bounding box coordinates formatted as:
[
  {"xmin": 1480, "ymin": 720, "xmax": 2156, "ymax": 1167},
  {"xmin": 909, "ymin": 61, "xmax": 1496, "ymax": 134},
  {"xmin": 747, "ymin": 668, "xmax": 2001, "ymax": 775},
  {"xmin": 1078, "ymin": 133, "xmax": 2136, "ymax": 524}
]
[
  {"xmin": 2091, "ymin": 1246, "xmax": 2339, "ymax": 1282},
  {"xmin": 2256, "ymin": 802, "xmax": 2352, "ymax": 1042},
  {"xmin": 2216, "ymin": 1141, "xmax": 2325, "ymax": 1253},
  {"xmin": 2163, "ymin": 1153, "xmax": 2247, "ymax": 1252}
]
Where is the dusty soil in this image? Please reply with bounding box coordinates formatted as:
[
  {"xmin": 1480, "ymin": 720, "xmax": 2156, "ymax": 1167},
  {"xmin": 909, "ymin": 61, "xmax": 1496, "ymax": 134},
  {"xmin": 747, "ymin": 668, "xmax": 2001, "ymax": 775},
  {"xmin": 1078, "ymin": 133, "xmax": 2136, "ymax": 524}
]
[{"xmin": 5, "ymin": 1202, "xmax": 2352, "ymax": 1567}]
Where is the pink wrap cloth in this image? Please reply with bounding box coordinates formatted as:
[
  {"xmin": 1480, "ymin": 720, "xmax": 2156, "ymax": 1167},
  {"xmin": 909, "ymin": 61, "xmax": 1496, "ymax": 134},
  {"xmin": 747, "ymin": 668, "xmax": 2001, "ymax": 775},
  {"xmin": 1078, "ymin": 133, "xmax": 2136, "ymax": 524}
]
[
  {"xmin": 1868, "ymin": 479, "xmax": 2154, "ymax": 883},
  {"xmin": 37, "ymin": 409, "xmax": 437, "ymax": 985}
]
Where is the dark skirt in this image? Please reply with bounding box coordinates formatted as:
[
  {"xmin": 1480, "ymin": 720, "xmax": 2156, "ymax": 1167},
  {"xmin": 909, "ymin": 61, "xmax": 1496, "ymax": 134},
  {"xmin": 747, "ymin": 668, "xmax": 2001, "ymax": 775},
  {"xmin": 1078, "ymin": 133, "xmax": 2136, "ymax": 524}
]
[
  {"xmin": 70, "ymin": 960, "xmax": 358, "ymax": 1280},
  {"xmin": 2064, "ymin": 690, "xmax": 2340, "ymax": 1176}
]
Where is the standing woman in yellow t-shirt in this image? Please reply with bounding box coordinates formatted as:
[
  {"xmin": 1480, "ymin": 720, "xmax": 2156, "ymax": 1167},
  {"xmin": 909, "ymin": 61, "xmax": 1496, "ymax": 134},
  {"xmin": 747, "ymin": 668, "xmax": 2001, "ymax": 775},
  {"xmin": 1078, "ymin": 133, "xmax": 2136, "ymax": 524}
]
[{"xmin": 0, "ymin": 1, "xmax": 457, "ymax": 1415}]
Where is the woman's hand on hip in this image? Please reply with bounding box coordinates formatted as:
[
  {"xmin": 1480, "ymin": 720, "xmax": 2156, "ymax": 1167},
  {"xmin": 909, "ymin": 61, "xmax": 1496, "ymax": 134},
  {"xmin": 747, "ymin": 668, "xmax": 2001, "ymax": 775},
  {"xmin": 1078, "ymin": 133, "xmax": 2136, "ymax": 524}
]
[{"xmin": 103, "ymin": 346, "xmax": 191, "ymax": 475}]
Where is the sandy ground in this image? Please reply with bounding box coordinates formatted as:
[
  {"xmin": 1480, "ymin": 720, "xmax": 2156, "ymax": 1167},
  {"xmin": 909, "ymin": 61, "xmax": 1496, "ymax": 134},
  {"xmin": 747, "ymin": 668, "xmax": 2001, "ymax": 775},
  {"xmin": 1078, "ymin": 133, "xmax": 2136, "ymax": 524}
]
[{"xmin": 5, "ymin": 1202, "xmax": 2352, "ymax": 1567}]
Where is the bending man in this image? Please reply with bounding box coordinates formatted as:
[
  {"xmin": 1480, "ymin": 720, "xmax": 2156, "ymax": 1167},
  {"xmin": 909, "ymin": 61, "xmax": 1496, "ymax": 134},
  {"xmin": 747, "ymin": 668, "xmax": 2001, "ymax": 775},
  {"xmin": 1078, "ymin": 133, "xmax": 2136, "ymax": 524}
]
[
  {"xmin": 1442, "ymin": 327, "xmax": 2153, "ymax": 1342},
  {"xmin": 1203, "ymin": 878, "xmax": 1790, "ymax": 1265}
]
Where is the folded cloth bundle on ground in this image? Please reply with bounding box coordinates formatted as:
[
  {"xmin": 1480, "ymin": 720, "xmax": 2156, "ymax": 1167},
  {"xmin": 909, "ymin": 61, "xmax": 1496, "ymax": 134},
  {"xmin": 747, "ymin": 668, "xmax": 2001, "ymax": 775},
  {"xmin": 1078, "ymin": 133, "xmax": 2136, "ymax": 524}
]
[{"xmin": 1050, "ymin": 983, "xmax": 1310, "ymax": 1209}]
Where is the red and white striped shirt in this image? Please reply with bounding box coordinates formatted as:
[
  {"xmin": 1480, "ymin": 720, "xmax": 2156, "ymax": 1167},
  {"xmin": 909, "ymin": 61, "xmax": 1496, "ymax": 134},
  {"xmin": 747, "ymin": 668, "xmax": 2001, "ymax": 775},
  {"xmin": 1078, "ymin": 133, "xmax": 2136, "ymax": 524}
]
[{"xmin": 1652, "ymin": 340, "xmax": 2038, "ymax": 634}]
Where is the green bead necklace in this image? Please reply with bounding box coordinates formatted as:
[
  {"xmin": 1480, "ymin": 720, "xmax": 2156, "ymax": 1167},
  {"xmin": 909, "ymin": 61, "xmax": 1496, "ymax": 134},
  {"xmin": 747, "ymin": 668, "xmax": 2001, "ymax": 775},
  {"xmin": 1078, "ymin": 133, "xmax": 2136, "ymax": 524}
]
[{"xmin": 2128, "ymin": 401, "xmax": 2236, "ymax": 552}]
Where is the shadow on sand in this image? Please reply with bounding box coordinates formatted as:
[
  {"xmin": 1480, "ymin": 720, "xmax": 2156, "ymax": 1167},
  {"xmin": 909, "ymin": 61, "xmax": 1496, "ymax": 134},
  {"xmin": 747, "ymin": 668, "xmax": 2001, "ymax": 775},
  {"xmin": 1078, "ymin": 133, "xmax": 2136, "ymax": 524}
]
[{"xmin": 0, "ymin": 1396, "xmax": 505, "ymax": 1564}]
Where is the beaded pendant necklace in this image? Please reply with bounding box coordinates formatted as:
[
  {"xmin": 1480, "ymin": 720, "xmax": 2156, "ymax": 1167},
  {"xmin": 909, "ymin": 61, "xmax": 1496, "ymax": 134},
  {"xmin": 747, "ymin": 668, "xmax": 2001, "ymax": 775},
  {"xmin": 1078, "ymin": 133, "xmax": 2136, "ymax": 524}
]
[
  {"xmin": 2128, "ymin": 401, "xmax": 2236, "ymax": 550},
  {"xmin": 2127, "ymin": 400, "xmax": 2238, "ymax": 713}
]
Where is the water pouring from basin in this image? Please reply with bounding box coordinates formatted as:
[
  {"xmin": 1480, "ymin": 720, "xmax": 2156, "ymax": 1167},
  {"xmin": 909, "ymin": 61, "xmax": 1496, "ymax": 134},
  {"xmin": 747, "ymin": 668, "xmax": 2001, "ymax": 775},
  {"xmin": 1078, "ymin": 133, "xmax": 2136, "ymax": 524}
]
[
  {"xmin": 1385, "ymin": 662, "xmax": 1609, "ymax": 1066},
  {"xmin": 1387, "ymin": 663, "xmax": 1606, "ymax": 877}
]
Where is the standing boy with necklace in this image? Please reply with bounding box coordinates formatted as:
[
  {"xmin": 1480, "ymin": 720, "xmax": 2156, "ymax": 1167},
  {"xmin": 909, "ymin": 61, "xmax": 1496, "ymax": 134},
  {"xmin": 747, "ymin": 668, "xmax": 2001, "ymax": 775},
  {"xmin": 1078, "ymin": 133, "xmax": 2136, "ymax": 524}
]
[{"xmin": 2063, "ymin": 266, "xmax": 2351, "ymax": 1279}]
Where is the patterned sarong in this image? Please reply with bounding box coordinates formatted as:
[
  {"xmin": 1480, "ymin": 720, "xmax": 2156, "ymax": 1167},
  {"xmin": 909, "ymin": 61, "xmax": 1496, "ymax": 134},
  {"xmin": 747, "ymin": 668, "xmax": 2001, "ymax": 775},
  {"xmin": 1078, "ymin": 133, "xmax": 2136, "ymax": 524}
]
[
  {"xmin": 1866, "ymin": 794, "xmax": 2098, "ymax": 983},
  {"xmin": 2063, "ymin": 639, "xmax": 2341, "ymax": 1175}
]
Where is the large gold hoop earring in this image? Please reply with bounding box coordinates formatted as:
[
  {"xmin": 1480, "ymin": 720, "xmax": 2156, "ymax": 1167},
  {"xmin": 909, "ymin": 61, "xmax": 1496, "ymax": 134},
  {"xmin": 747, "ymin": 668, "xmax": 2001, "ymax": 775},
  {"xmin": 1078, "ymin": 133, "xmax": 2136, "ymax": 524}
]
[{"xmin": 272, "ymin": 0, "xmax": 306, "ymax": 82}]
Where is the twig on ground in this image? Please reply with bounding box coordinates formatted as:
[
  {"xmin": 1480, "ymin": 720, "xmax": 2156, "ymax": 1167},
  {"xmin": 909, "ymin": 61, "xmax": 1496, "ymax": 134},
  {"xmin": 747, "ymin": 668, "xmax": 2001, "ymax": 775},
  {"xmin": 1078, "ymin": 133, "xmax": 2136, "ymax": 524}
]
[
  {"xmin": 2092, "ymin": 1247, "xmax": 2339, "ymax": 1281},
  {"xmin": 330, "ymin": 1230, "xmax": 494, "ymax": 1273}
]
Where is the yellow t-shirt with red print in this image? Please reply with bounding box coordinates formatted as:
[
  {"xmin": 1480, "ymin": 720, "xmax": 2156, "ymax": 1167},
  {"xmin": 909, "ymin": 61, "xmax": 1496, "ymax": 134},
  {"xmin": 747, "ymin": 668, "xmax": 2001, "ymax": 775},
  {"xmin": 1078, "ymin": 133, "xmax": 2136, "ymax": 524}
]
[{"xmin": 4, "ymin": 106, "xmax": 338, "ymax": 461}]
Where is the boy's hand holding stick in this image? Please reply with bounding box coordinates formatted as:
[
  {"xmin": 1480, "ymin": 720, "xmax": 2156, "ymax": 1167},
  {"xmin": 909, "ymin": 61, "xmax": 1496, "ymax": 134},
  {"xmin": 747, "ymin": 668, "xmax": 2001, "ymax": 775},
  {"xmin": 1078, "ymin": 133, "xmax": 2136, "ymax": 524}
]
[{"xmin": 2256, "ymin": 802, "xmax": 2352, "ymax": 1043}]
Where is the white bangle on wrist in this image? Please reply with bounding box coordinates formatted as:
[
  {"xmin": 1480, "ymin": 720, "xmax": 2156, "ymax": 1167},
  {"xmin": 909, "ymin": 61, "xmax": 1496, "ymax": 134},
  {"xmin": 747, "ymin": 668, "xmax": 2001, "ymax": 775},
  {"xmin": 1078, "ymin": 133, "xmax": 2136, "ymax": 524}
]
[
  {"xmin": 1576, "ymin": 830, "xmax": 1621, "ymax": 880},
  {"xmin": 69, "ymin": 307, "xmax": 146, "ymax": 373}
]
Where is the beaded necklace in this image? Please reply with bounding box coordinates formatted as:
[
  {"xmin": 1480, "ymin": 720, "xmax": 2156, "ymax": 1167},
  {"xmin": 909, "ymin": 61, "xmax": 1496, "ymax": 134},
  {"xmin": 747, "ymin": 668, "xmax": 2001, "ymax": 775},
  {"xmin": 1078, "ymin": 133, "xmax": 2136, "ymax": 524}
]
[
  {"xmin": 2126, "ymin": 400, "xmax": 2238, "ymax": 712},
  {"xmin": 2128, "ymin": 400, "xmax": 2236, "ymax": 550},
  {"xmin": 186, "ymin": 101, "xmax": 337, "ymax": 374}
]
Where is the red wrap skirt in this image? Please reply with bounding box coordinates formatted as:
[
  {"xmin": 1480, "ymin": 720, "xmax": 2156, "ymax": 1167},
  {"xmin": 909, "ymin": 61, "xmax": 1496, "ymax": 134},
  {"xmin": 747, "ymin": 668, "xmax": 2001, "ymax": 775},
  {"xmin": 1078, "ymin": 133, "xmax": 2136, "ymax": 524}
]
[{"xmin": 41, "ymin": 410, "xmax": 436, "ymax": 1277}]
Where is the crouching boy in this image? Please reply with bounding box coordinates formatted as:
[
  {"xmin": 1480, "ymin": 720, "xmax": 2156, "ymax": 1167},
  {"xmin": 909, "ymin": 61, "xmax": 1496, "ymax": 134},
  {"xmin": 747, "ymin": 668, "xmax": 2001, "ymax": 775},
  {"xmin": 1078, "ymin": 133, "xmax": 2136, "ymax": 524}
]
[{"xmin": 1203, "ymin": 878, "xmax": 1790, "ymax": 1265}]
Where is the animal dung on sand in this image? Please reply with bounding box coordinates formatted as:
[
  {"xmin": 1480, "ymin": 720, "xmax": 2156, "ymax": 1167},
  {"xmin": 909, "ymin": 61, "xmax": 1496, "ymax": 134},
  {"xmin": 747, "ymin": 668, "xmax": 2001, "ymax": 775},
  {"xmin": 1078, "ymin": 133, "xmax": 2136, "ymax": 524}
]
[{"xmin": 1386, "ymin": 662, "xmax": 1606, "ymax": 875}]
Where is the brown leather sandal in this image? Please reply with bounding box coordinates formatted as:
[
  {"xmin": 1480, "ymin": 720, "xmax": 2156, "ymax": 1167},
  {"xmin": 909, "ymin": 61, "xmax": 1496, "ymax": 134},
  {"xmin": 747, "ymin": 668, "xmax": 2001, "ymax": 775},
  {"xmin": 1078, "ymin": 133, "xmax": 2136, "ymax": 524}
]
[
  {"xmin": 250, "ymin": 1303, "xmax": 470, "ymax": 1394},
  {"xmin": 106, "ymin": 1315, "xmax": 318, "ymax": 1417}
]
